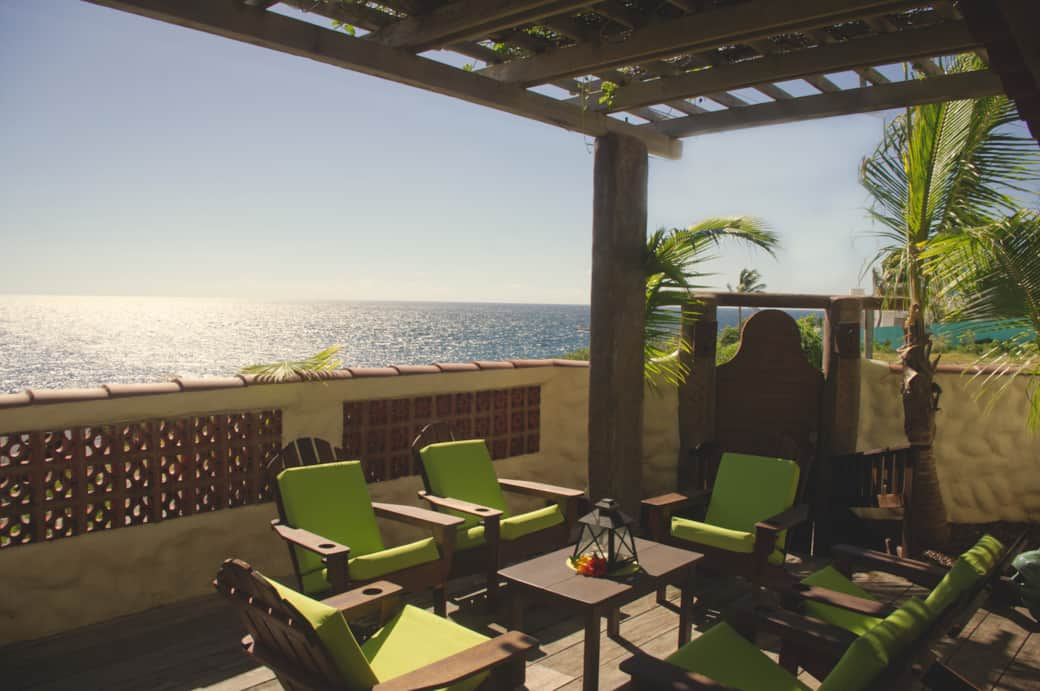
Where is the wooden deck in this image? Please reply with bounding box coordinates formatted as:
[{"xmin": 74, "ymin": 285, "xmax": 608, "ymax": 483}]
[{"xmin": 2, "ymin": 558, "xmax": 1036, "ymax": 690}]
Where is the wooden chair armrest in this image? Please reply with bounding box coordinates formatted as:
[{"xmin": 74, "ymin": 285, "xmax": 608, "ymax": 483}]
[
  {"xmin": 271, "ymin": 521, "xmax": 351, "ymax": 558},
  {"xmin": 498, "ymin": 478, "xmax": 584, "ymax": 501},
  {"xmin": 618, "ymin": 653, "xmax": 738, "ymax": 690},
  {"xmin": 418, "ymin": 491, "xmax": 504, "ymax": 519},
  {"xmin": 832, "ymin": 543, "xmax": 946, "ymax": 586},
  {"xmin": 780, "ymin": 583, "xmax": 896, "ymax": 618},
  {"xmin": 373, "ymin": 631, "xmax": 537, "ymax": 691},
  {"xmin": 642, "ymin": 492, "xmax": 691, "ymax": 511},
  {"xmin": 321, "ymin": 580, "xmax": 403, "ymax": 620},
  {"xmin": 271, "ymin": 520, "xmax": 352, "ymax": 591},
  {"xmin": 372, "ymin": 502, "xmax": 464, "ymax": 549},
  {"xmin": 755, "ymin": 504, "xmax": 810, "ymax": 535},
  {"xmin": 743, "ymin": 603, "xmax": 858, "ymax": 658}
]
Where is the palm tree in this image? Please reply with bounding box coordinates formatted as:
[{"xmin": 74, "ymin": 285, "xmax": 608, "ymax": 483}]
[
  {"xmin": 922, "ymin": 211, "xmax": 1040, "ymax": 426},
  {"xmin": 728, "ymin": 268, "xmax": 767, "ymax": 326},
  {"xmin": 860, "ymin": 54, "xmax": 1040, "ymax": 549},
  {"xmin": 644, "ymin": 217, "xmax": 778, "ymax": 386}
]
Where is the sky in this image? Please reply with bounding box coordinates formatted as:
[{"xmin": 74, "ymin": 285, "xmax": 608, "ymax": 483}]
[{"xmin": 0, "ymin": 1, "xmax": 934, "ymax": 305}]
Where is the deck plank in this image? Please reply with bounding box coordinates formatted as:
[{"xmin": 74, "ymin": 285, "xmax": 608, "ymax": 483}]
[{"xmin": 2, "ymin": 560, "xmax": 1033, "ymax": 691}]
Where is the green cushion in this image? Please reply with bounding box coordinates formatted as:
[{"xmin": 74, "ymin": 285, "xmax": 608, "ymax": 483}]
[
  {"xmin": 350, "ymin": 537, "xmax": 440, "ymax": 581},
  {"xmin": 501, "ymin": 504, "xmax": 564, "ymax": 541},
  {"xmin": 960, "ymin": 534, "xmax": 1005, "ymax": 578},
  {"xmin": 454, "ymin": 524, "xmax": 487, "ymax": 551},
  {"xmin": 818, "ymin": 598, "xmax": 933, "ymax": 691},
  {"xmin": 672, "ymin": 518, "xmax": 755, "ymax": 553},
  {"xmin": 265, "ymin": 576, "xmax": 378, "ymax": 688},
  {"xmin": 925, "ymin": 559, "xmax": 981, "ymax": 614},
  {"xmin": 362, "ymin": 604, "xmax": 489, "ymax": 689},
  {"xmin": 670, "ymin": 517, "xmax": 786, "ymax": 564},
  {"xmin": 420, "ymin": 440, "xmax": 509, "ymax": 528},
  {"xmin": 704, "ymin": 453, "xmax": 800, "ymax": 556},
  {"xmin": 452, "ymin": 504, "xmax": 564, "ymax": 552},
  {"xmin": 277, "ymin": 461, "xmax": 384, "ymax": 594},
  {"xmin": 801, "ymin": 566, "xmax": 882, "ymax": 636},
  {"xmin": 301, "ymin": 537, "xmax": 442, "ymax": 593},
  {"xmin": 666, "ymin": 622, "xmax": 810, "ymax": 691}
]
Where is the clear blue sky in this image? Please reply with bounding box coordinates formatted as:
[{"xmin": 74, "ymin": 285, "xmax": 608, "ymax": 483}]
[{"xmin": 1, "ymin": 0, "xmax": 921, "ymax": 304}]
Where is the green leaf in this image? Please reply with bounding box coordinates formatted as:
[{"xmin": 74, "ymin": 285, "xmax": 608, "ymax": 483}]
[{"xmin": 240, "ymin": 345, "xmax": 344, "ymax": 383}]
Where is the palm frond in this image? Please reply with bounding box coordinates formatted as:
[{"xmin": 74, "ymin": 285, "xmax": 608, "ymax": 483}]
[
  {"xmin": 642, "ymin": 217, "xmax": 777, "ymax": 387},
  {"xmin": 240, "ymin": 345, "xmax": 344, "ymax": 382}
]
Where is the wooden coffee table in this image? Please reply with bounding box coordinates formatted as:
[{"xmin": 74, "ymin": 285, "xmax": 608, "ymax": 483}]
[{"xmin": 498, "ymin": 538, "xmax": 702, "ymax": 691}]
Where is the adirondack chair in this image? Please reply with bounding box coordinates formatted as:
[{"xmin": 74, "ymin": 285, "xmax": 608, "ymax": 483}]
[
  {"xmin": 619, "ymin": 534, "xmax": 1025, "ymax": 691},
  {"xmin": 773, "ymin": 532, "xmax": 1027, "ymax": 680},
  {"xmin": 268, "ymin": 438, "xmax": 463, "ymax": 616},
  {"xmin": 214, "ymin": 559, "xmax": 536, "ymax": 691},
  {"xmin": 620, "ymin": 597, "xmax": 944, "ymax": 691},
  {"xmin": 410, "ymin": 422, "xmax": 585, "ymax": 604},
  {"xmin": 642, "ymin": 442, "xmax": 810, "ymax": 597},
  {"xmin": 829, "ymin": 445, "xmax": 915, "ymax": 555}
]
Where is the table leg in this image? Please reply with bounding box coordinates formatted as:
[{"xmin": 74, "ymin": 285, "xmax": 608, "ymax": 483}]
[
  {"xmin": 582, "ymin": 608, "xmax": 601, "ymax": 691},
  {"xmin": 678, "ymin": 574, "xmax": 694, "ymax": 647},
  {"xmin": 607, "ymin": 607, "xmax": 621, "ymax": 638},
  {"xmin": 510, "ymin": 588, "xmax": 524, "ymax": 632}
]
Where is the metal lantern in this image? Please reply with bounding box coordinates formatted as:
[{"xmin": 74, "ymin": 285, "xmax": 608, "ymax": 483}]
[{"xmin": 572, "ymin": 498, "xmax": 638, "ymax": 571}]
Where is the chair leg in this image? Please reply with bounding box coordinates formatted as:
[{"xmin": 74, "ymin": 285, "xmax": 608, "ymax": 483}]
[
  {"xmin": 433, "ymin": 586, "xmax": 447, "ymax": 617},
  {"xmin": 486, "ymin": 568, "xmax": 499, "ymax": 609},
  {"xmin": 656, "ymin": 584, "xmax": 668, "ymax": 605}
]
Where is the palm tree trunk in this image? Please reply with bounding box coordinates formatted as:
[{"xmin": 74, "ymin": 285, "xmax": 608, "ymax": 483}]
[
  {"xmin": 900, "ymin": 302, "xmax": 950, "ymax": 551},
  {"xmin": 737, "ymin": 305, "xmax": 743, "ymax": 327}
]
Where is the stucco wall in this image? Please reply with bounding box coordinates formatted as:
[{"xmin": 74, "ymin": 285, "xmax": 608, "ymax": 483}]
[
  {"xmin": 0, "ymin": 364, "xmax": 680, "ymax": 644},
  {"xmin": 858, "ymin": 358, "xmax": 1040, "ymax": 523},
  {"xmin": 643, "ymin": 381, "xmax": 680, "ymax": 497}
]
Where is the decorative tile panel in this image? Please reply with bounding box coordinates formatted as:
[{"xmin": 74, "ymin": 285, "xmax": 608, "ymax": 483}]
[
  {"xmin": 342, "ymin": 386, "xmax": 541, "ymax": 482},
  {"xmin": 0, "ymin": 409, "xmax": 281, "ymax": 549}
]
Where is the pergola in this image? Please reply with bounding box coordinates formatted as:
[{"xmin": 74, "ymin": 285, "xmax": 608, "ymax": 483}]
[{"xmin": 83, "ymin": 0, "xmax": 1039, "ymax": 515}]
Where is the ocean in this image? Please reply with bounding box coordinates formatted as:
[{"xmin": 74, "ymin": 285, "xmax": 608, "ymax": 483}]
[{"xmin": 0, "ymin": 295, "xmax": 815, "ymax": 392}]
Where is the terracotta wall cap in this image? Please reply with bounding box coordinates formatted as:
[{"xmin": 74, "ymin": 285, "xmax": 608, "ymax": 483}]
[
  {"xmin": 1, "ymin": 359, "xmax": 591, "ymax": 408},
  {"xmin": 434, "ymin": 362, "xmax": 481, "ymax": 372},
  {"xmin": 472, "ymin": 360, "xmax": 515, "ymax": 370},
  {"xmin": 346, "ymin": 367, "xmax": 400, "ymax": 378},
  {"xmin": 321, "ymin": 369, "xmax": 355, "ymax": 380},
  {"xmin": 104, "ymin": 382, "xmax": 183, "ymax": 397},
  {"xmin": 174, "ymin": 377, "xmax": 247, "ymax": 391},
  {"xmin": 509, "ymin": 359, "xmax": 555, "ymax": 368},
  {"xmin": 392, "ymin": 365, "xmax": 441, "ymax": 375},
  {"xmin": 27, "ymin": 387, "xmax": 110, "ymax": 404},
  {"xmin": 0, "ymin": 391, "xmax": 32, "ymax": 409},
  {"xmin": 238, "ymin": 373, "xmax": 303, "ymax": 385}
]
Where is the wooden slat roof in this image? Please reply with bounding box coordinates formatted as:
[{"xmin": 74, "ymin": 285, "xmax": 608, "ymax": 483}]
[{"xmin": 85, "ymin": 0, "xmax": 1031, "ymax": 159}]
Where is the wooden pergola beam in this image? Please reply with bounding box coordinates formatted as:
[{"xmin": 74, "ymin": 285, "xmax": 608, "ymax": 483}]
[
  {"xmin": 366, "ymin": 0, "xmax": 600, "ymax": 52},
  {"xmin": 603, "ymin": 22, "xmax": 979, "ymax": 113},
  {"xmin": 83, "ymin": 0, "xmax": 681, "ymax": 159},
  {"xmin": 651, "ymin": 70, "xmax": 1003, "ymax": 137},
  {"xmin": 479, "ymin": 0, "xmax": 933, "ymax": 86}
]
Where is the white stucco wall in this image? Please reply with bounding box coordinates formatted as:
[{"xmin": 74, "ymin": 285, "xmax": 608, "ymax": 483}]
[
  {"xmin": 0, "ymin": 364, "xmax": 680, "ymax": 643},
  {"xmin": 858, "ymin": 358, "xmax": 1040, "ymax": 523}
]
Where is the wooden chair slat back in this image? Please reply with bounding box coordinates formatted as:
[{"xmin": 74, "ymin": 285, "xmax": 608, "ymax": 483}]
[
  {"xmin": 267, "ymin": 437, "xmax": 344, "ymax": 478},
  {"xmin": 833, "ymin": 445, "xmax": 913, "ymax": 507},
  {"xmin": 215, "ymin": 559, "xmax": 344, "ymax": 689}
]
